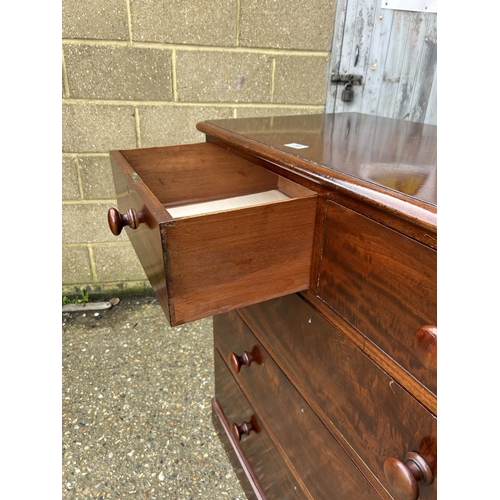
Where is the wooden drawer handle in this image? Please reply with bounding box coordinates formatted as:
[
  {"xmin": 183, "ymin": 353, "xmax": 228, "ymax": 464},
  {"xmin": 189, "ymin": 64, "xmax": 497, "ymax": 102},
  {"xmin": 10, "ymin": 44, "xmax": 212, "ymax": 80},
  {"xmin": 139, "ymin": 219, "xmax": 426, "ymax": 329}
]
[
  {"xmin": 384, "ymin": 452, "xmax": 433, "ymax": 500},
  {"xmin": 108, "ymin": 207, "xmax": 144, "ymax": 236},
  {"xmin": 413, "ymin": 325, "xmax": 437, "ymax": 372},
  {"xmin": 231, "ymin": 415, "xmax": 259, "ymax": 442},
  {"xmin": 228, "ymin": 346, "xmax": 262, "ymax": 373}
]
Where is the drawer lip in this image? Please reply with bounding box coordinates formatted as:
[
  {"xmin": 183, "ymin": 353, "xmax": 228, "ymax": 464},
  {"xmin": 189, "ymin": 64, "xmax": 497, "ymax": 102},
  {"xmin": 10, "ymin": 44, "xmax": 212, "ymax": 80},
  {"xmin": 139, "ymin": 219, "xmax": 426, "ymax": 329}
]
[
  {"xmin": 211, "ymin": 397, "xmax": 267, "ymax": 500},
  {"xmin": 110, "ymin": 149, "xmax": 172, "ymax": 224},
  {"xmin": 109, "ymin": 143, "xmax": 318, "ymax": 326}
]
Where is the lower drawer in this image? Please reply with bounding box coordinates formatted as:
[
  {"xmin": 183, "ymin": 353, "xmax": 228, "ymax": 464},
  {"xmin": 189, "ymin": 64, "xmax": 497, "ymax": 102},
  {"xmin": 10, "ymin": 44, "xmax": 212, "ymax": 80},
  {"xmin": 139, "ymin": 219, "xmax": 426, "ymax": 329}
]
[
  {"xmin": 317, "ymin": 201, "xmax": 437, "ymax": 394},
  {"xmin": 240, "ymin": 294, "xmax": 437, "ymax": 500},
  {"xmin": 213, "ymin": 349, "xmax": 307, "ymax": 500},
  {"xmin": 214, "ymin": 311, "xmax": 381, "ymax": 500}
]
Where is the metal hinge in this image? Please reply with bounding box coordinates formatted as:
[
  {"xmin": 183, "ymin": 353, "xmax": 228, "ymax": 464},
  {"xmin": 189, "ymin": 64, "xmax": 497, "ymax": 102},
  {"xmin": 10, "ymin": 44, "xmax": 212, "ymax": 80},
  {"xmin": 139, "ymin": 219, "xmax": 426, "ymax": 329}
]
[{"xmin": 331, "ymin": 74, "xmax": 363, "ymax": 85}]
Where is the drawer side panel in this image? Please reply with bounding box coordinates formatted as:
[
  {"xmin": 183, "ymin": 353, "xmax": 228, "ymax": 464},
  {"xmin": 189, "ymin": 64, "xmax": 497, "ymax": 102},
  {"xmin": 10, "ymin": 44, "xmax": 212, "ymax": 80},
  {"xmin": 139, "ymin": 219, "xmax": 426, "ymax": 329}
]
[
  {"xmin": 110, "ymin": 153, "xmax": 171, "ymax": 317},
  {"xmin": 120, "ymin": 142, "xmax": 280, "ymax": 206}
]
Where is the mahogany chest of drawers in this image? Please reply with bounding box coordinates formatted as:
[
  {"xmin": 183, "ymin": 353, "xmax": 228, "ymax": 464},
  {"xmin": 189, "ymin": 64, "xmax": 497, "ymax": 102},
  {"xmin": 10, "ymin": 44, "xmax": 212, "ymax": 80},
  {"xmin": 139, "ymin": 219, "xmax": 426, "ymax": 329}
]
[{"xmin": 108, "ymin": 113, "xmax": 437, "ymax": 500}]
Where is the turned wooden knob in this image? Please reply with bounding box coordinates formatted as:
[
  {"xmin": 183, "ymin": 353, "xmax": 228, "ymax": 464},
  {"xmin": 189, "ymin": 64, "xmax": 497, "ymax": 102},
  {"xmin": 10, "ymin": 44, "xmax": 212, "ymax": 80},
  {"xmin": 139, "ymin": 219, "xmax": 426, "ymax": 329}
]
[
  {"xmin": 231, "ymin": 415, "xmax": 258, "ymax": 442},
  {"xmin": 108, "ymin": 207, "xmax": 143, "ymax": 236},
  {"xmin": 413, "ymin": 325, "xmax": 437, "ymax": 372},
  {"xmin": 228, "ymin": 346, "xmax": 262, "ymax": 373},
  {"xmin": 384, "ymin": 452, "xmax": 433, "ymax": 500},
  {"xmin": 229, "ymin": 351, "xmax": 254, "ymax": 373}
]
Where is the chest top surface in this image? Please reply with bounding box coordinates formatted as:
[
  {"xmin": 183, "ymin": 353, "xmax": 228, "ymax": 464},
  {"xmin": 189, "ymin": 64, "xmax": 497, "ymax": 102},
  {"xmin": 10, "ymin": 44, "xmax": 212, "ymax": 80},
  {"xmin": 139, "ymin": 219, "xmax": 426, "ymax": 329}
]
[{"xmin": 198, "ymin": 112, "xmax": 437, "ymax": 209}]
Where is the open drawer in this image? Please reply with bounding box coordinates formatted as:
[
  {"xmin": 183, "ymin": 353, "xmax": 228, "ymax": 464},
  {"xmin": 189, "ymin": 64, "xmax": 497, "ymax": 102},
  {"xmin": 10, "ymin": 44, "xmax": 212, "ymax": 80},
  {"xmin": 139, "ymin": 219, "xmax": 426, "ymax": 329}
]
[{"xmin": 108, "ymin": 142, "xmax": 318, "ymax": 326}]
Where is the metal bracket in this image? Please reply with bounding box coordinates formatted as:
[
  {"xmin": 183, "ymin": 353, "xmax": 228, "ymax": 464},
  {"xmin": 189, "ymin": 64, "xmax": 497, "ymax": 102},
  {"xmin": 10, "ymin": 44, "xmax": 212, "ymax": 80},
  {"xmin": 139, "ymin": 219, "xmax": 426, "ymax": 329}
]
[{"xmin": 331, "ymin": 74, "xmax": 363, "ymax": 85}]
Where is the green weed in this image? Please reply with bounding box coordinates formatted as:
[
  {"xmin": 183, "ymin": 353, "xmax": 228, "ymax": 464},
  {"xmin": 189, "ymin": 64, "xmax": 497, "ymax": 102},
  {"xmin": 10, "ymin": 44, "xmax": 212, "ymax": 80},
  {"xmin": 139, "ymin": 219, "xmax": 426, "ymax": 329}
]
[{"xmin": 62, "ymin": 288, "xmax": 90, "ymax": 306}]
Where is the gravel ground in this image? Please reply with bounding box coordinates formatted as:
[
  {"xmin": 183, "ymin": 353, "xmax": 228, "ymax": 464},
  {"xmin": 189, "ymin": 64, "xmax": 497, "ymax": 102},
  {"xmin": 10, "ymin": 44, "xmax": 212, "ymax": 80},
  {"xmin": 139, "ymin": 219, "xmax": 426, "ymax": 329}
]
[{"xmin": 62, "ymin": 295, "xmax": 246, "ymax": 500}]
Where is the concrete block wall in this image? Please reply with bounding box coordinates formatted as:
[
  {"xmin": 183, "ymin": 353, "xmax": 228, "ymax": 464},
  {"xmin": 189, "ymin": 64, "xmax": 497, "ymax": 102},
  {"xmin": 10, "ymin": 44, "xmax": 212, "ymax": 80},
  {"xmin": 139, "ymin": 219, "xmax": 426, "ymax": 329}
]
[{"xmin": 62, "ymin": 0, "xmax": 336, "ymax": 298}]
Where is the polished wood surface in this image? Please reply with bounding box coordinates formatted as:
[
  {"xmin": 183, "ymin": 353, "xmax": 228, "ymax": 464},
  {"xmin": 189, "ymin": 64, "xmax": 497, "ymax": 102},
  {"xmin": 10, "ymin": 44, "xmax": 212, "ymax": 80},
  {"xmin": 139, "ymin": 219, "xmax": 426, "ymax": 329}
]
[
  {"xmin": 109, "ymin": 150, "xmax": 171, "ymax": 317},
  {"xmin": 239, "ymin": 294, "xmax": 437, "ymax": 500},
  {"xmin": 300, "ymin": 289, "xmax": 437, "ymax": 416},
  {"xmin": 164, "ymin": 192, "xmax": 316, "ymax": 324},
  {"xmin": 413, "ymin": 326, "xmax": 437, "ymax": 373},
  {"xmin": 215, "ymin": 311, "xmax": 382, "ymax": 500},
  {"xmin": 213, "ymin": 350, "xmax": 308, "ymax": 500},
  {"xmin": 229, "ymin": 346, "xmax": 262, "ymax": 374},
  {"xmin": 231, "ymin": 416, "xmax": 259, "ymax": 443},
  {"xmin": 107, "ymin": 206, "xmax": 147, "ymax": 235},
  {"xmin": 383, "ymin": 452, "xmax": 434, "ymax": 500},
  {"xmin": 120, "ymin": 142, "xmax": 279, "ymax": 207},
  {"xmin": 317, "ymin": 201, "xmax": 437, "ymax": 395},
  {"xmin": 109, "ymin": 145, "xmax": 317, "ymax": 326},
  {"xmin": 197, "ymin": 113, "xmax": 437, "ymax": 235},
  {"xmin": 109, "ymin": 112, "xmax": 437, "ymax": 499}
]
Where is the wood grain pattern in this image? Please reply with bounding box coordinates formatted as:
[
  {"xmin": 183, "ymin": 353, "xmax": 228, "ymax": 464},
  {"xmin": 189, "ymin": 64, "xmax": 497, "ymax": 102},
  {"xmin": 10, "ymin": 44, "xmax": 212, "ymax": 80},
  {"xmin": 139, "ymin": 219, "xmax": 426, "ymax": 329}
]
[
  {"xmin": 120, "ymin": 142, "xmax": 280, "ymax": 207},
  {"xmin": 301, "ymin": 289, "xmax": 436, "ymax": 416},
  {"xmin": 213, "ymin": 350, "xmax": 309, "ymax": 500},
  {"xmin": 214, "ymin": 311, "xmax": 383, "ymax": 500},
  {"xmin": 109, "ymin": 145, "xmax": 317, "ymax": 326},
  {"xmin": 238, "ymin": 294, "xmax": 437, "ymax": 500},
  {"xmin": 317, "ymin": 201, "xmax": 437, "ymax": 395},
  {"xmin": 109, "ymin": 151, "xmax": 172, "ymax": 319},
  {"xmin": 197, "ymin": 113, "xmax": 437, "ymax": 243},
  {"xmin": 165, "ymin": 195, "xmax": 316, "ymax": 325},
  {"xmin": 109, "ymin": 113, "xmax": 438, "ymax": 499}
]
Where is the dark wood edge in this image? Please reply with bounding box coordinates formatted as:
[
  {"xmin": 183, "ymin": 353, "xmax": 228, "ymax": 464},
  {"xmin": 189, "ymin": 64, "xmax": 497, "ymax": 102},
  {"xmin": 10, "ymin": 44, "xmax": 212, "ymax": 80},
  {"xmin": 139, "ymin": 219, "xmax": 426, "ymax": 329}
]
[
  {"xmin": 211, "ymin": 397, "xmax": 267, "ymax": 500},
  {"xmin": 200, "ymin": 137, "xmax": 436, "ymax": 248},
  {"xmin": 196, "ymin": 123, "xmax": 437, "ymax": 235},
  {"xmin": 327, "ymin": 190, "xmax": 437, "ymax": 249}
]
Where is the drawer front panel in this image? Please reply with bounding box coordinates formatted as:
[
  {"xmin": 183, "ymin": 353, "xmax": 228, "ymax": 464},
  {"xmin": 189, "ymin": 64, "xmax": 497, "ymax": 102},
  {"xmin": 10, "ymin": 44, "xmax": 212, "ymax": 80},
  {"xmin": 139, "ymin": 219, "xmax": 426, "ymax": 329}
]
[
  {"xmin": 109, "ymin": 143, "xmax": 317, "ymax": 326},
  {"xmin": 164, "ymin": 195, "xmax": 316, "ymax": 325},
  {"xmin": 110, "ymin": 151, "xmax": 171, "ymax": 316},
  {"xmin": 240, "ymin": 294, "xmax": 437, "ymax": 500},
  {"xmin": 214, "ymin": 312, "xmax": 381, "ymax": 500},
  {"xmin": 214, "ymin": 350, "xmax": 308, "ymax": 500},
  {"xmin": 317, "ymin": 201, "xmax": 437, "ymax": 393}
]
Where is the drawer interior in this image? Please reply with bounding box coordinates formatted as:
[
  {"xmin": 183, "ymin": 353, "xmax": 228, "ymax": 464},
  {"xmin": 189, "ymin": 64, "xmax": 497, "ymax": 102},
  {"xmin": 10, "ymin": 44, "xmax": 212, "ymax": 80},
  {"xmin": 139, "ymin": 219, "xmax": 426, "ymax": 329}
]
[
  {"xmin": 110, "ymin": 142, "xmax": 318, "ymax": 326},
  {"xmin": 166, "ymin": 189, "xmax": 289, "ymax": 218},
  {"xmin": 119, "ymin": 142, "xmax": 313, "ymax": 216}
]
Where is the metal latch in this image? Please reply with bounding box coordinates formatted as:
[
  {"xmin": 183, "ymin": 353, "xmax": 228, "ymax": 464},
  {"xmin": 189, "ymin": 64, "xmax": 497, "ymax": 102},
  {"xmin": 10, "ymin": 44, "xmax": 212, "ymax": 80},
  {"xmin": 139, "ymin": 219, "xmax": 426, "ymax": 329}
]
[{"xmin": 331, "ymin": 74, "xmax": 363, "ymax": 85}]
